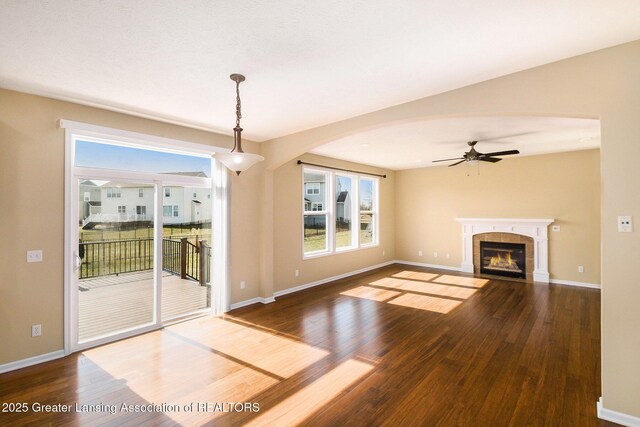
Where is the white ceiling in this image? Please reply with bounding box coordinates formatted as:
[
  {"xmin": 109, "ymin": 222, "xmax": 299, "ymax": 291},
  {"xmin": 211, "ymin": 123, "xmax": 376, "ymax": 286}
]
[
  {"xmin": 310, "ymin": 115, "xmax": 601, "ymax": 170},
  {"xmin": 0, "ymin": 1, "xmax": 638, "ymax": 144}
]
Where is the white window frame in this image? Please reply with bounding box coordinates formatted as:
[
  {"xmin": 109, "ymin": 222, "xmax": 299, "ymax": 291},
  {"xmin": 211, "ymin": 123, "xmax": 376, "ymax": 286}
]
[
  {"xmin": 139, "ymin": 188, "xmax": 144, "ymax": 198},
  {"xmin": 302, "ymin": 166, "xmax": 379, "ymax": 259},
  {"xmin": 306, "ymin": 182, "xmax": 321, "ymax": 195},
  {"xmin": 164, "ymin": 187, "xmax": 171, "ymax": 198},
  {"xmin": 117, "ymin": 205, "xmax": 126, "ymax": 214}
]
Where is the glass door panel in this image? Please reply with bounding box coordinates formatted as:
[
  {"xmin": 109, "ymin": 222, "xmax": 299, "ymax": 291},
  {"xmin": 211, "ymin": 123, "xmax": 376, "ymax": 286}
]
[
  {"xmin": 77, "ymin": 181, "xmax": 156, "ymax": 343},
  {"xmin": 161, "ymin": 185, "xmax": 212, "ymax": 321}
]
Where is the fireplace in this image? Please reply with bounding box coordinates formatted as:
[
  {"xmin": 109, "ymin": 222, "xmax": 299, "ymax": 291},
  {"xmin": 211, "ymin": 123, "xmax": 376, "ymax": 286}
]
[{"xmin": 480, "ymin": 241, "xmax": 526, "ymax": 279}]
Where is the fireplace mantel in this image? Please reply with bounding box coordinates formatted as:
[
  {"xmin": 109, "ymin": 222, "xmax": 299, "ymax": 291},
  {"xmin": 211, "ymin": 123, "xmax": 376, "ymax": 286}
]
[{"xmin": 456, "ymin": 218, "xmax": 554, "ymax": 283}]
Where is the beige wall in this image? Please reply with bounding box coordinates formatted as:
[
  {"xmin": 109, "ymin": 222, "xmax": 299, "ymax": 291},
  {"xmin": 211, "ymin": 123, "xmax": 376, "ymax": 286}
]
[
  {"xmin": 0, "ymin": 88, "xmax": 263, "ymax": 364},
  {"xmin": 262, "ymin": 41, "xmax": 640, "ymax": 417},
  {"xmin": 273, "ymin": 153, "xmax": 395, "ymax": 292},
  {"xmin": 395, "ymin": 149, "xmax": 601, "ymax": 284}
]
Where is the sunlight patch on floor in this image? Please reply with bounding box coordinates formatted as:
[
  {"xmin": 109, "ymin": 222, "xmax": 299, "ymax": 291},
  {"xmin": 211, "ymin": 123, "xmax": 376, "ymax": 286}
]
[
  {"xmin": 246, "ymin": 358, "xmax": 374, "ymax": 426},
  {"xmin": 392, "ymin": 271, "xmax": 439, "ymax": 282},
  {"xmin": 340, "ymin": 285, "xmax": 401, "ymax": 301},
  {"xmin": 168, "ymin": 317, "xmax": 329, "ymax": 379},
  {"xmin": 431, "ymin": 274, "xmax": 489, "ymax": 288},
  {"xmin": 387, "ymin": 293, "xmax": 462, "ymax": 314},
  {"xmin": 369, "ymin": 277, "xmax": 477, "ymax": 299}
]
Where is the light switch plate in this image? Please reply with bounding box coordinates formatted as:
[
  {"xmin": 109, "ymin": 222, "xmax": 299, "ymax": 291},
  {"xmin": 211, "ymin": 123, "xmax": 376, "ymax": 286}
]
[{"xmin": 618, "ymin": 216, "xmax": 633, "ymax": 232}]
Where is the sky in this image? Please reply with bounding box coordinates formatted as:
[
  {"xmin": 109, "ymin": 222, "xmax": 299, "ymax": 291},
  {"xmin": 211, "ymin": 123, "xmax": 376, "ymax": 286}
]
[{"xmin": 75, "ymin": 141, "xmax": 211, "ymax": 177}]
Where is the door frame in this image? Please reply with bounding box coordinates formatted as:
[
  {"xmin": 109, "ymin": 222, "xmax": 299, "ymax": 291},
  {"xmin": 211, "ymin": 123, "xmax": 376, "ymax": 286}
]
[{"xmin": 61, "ymin": 119, "xmax": 230, "ymax": 355}]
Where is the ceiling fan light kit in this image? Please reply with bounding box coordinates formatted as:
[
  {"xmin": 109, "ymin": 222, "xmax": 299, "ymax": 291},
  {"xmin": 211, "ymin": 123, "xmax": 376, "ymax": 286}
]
[
  {"xmin": 212, "ymin": 73, "xmax": 264, "ymax": 175},
  {"xmin": 432, "ymin": 140, "xmax": 520, "ymax": 168}
]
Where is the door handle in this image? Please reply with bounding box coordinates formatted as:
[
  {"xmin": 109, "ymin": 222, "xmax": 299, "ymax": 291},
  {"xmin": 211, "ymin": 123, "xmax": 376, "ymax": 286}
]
[{"xmin": 73, "ymin": 252, "xmax": 82, "ymax": 272}]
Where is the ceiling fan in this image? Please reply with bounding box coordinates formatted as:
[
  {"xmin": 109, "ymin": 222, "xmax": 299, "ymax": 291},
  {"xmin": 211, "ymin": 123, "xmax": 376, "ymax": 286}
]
[{"xmin": 432, "ymin": 141, "xmax": 520, "ymax": 167}]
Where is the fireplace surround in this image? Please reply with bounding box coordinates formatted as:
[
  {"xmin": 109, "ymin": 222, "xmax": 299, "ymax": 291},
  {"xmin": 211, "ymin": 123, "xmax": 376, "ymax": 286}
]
[{"xmin": 456, "ymin": 218, "xmax": 554, "ymax": 283}]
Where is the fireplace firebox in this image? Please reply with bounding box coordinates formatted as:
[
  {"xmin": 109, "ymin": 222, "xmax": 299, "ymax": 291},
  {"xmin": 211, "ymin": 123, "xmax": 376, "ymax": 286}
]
[{"xmin": 480, "ymin": 241, "xmax": 526, "ymax": 279}]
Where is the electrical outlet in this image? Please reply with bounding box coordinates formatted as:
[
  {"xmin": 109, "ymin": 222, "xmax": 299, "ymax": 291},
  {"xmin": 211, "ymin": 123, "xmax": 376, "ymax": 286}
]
[
  {"xmin": 433, "ymin": 252, "xmax": 438, "ymax": 258},
  {"xmin": 27, "ymin": 250, "xmax": 43, "ymax": 263},
  {"xmin": 240, "ymin": 281, "xmax": 246, "ymax": 289},
  {"xmin": 418, "ymin": 250, "xmax": 423, "ymax": 256},
  {"xmin": 32, "ymin": 324, "xmax": 41, "ymax": 337},
  {"xmin": 578, "ymin": 266, "xmax": 584, "ymax": 273},
  {"xmin": 295, "ymin": 269, "xmax": 299, "ymax": 277},
  {"xmin": 618, "ymin": 216, "xmax": 633, "ymax": 232}
]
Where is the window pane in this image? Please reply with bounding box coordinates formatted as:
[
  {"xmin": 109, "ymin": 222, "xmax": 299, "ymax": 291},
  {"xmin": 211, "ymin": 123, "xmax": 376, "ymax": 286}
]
[
  {"xmin": 304, "ymin": 214, "xmax": 327, "ymax": 253},
  {"xmin": 75, "ymin": 140, "xmax": 211, "ymax": 177},
  {"xmin": 360, "ymin": 213, "xmax": 374, "ymax": 245},
  {"xmin": 336, "ymin": 175, "xmax": 354, "ymax": 249},
  {"xmin": 304, "ymin": 172, "xmax": 327, "ymax": 213},
  {"xmin": 360, "ymin": 179, "xmax": 374, "ymax": 211}
]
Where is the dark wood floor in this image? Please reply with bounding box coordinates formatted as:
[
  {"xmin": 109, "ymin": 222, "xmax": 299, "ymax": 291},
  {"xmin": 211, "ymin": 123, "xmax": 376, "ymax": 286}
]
[{"xmin": 0, "ymin": 264, "xmax": 613, "ymax": 426}]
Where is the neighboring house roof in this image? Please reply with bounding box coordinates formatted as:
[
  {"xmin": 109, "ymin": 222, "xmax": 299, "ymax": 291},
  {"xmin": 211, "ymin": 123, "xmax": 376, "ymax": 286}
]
[
  {"xmin": 87, "ymin": 201, "xmax": 102, "ymax": 206},
  {"xmin": 304, "ymin": 198, "xmax": 311, "ymax": 202},
  {"xmin": 336, "ymin": 191, "xmax": 349, "ymax": 203},
  {"xmin": 160, "ymin": 171, "xmax": 209, "ymax": 177}
]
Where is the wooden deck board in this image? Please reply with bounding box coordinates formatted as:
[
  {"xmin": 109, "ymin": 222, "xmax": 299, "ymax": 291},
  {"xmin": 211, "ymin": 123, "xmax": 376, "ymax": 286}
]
[{"xmin": 79, "ymin": 271, "xmax": 208, "ymax": 341}]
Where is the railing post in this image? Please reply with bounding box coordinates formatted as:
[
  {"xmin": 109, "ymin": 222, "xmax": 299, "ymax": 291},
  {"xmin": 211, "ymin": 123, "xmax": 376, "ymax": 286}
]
[
  {"xmin": 180, "ymin": 237, "xmax": 188, "ymax": 279},
  {"xmin": 199, "ymin": 240, "xmax": 207, "ymax": 286}
]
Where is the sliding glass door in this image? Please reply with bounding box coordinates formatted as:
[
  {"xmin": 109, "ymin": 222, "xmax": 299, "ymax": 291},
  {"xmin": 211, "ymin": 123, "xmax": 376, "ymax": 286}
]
[
  {"xmin": 69, "ymin": 135, "xmax": 214, "ymax": 351},
  {"xmin": 76, "ymin": 180, "xmax": 157, "ymax": 343}
]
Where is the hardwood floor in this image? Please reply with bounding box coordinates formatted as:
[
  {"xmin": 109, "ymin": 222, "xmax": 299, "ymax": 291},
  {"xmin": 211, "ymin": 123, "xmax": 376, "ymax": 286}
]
[{"xmin": 0, "ymin": 264, "xmax": 613, "ymax": 426}]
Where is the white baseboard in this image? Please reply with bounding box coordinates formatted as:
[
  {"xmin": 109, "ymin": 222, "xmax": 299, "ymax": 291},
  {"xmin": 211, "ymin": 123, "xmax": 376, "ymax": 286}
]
[
  {"xmin": 550, "ymin": 279, "xmax": 601, "ymax": 289},
  {"xmin": 0, "ymin": 350, "xmax": 65, "ymax": 374},
  {"xmin": 598, "ymin": 397, "xmax": 640, "ymax": 426},
  {"xmin": 229, "ymin": 296, "xmax": 275, "ymax": 310},
  {"xmin": 393, "ymin": 260, "xmax": 462, "ymax": 272},
  {"xmin": 273, "ymin": 261, "xmax": 396, "ymax": 298}
]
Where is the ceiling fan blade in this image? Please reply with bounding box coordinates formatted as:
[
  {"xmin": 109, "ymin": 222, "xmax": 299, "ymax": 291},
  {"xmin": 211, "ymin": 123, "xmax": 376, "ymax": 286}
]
[
  {"xmin": 481, "ymin": 149, "xmax": 520, "ymax": 157},
  {"xmin": 448, "ymin": 160, "xmax": 466, "ymax": 167},
  {"xmin": 479, "ymin": 157, "xmax": 502, "ymax": 163},
  {"xmin": 432, "ymin": 157, "xmax": 464, "ymax": 163}
]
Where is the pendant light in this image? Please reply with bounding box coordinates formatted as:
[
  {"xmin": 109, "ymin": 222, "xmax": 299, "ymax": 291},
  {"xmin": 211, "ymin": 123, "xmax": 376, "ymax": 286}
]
[{"xmin": 213, "ymin": 74, "xmax": 264, "ymax": 175}]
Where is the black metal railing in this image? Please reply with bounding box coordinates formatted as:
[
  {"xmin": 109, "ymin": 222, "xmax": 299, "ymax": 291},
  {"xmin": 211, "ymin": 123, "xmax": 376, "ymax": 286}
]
[{"xmin": 79, "ymin": 237, "xmax": 211, "ymax": 285}]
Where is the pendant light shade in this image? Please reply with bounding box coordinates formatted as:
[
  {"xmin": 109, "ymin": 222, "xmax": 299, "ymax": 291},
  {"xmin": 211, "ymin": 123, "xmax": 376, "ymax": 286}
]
[{"xmin": 213, "ymin": 74, "xmax": 264, "ymax": 175}]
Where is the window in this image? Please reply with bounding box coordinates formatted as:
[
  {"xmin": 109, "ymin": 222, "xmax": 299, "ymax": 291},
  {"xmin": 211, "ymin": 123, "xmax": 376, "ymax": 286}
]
[
  {"xmin": 107, "ymin": 187, "xmax": 121, "ymax": 198},
  {"xmin": 117, "ymin": 205, "xmax": 126, "ymax": 214},
  {"xmin": 335, "ymin": 174, "xmax": 357, "ymax": 250},
  {"xmin": 306, "ymin": 182, "xmax": 321, "ymax": 195},
  {"xmin": 163, "ymin": 205, "xmax": 178, "ymax": 217},
  {"xmin": 193, "ymin": 192, "xmax": 197, "ymax": 198},
  {"xmin": 303, "ymin": 171, "xmax": 329, "ymax": 254},
  {"xmin": 139, "ymin": 188, "xmax": 144, "ymax": 198},
  {"xmin": 136, "ymin": 205, "xmax": 146, "ymax": 215},
  {"xmin": 303, "ymin": 167, "xmax": 379, "ymax": 257},
  {"xmin": 83, "ymin": 192, "xmax": 91, "ymax": 202},
  {"xmin": 359, "ymin": 178, "xmax": 378, "ymax": 246},
  {"xmin": 164, "ymin": 187, "xmax": 171, "ymax": 197}
]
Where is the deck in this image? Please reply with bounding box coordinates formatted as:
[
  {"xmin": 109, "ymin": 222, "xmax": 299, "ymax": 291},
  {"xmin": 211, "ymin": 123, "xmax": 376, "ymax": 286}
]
[{"xmin": 79, "ymin": 271, "xmax": 209, "ymax": 342}]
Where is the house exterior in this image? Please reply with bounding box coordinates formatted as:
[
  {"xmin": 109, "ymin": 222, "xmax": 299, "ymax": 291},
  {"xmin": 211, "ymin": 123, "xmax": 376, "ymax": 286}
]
[{"xmin": 82, "ymin": 181, "xmax": 211, "ymax": 228}]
